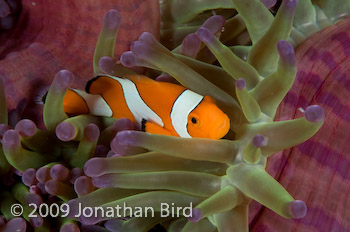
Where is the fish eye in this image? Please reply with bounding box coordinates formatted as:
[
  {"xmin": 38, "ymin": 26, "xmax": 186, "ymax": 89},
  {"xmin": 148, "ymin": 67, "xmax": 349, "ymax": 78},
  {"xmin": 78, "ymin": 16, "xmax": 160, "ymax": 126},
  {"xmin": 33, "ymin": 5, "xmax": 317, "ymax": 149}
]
[{"xmin": 191, "ymin": 117, "xmax": 197, "ymax": 124}]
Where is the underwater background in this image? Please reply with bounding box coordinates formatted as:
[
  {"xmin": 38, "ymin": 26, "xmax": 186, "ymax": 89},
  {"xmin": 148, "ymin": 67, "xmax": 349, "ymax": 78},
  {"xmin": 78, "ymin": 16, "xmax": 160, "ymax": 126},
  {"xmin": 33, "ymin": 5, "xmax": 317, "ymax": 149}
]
[{"xmin": 0, "ymin": 0, "xmax": 349, "ymax": 231}]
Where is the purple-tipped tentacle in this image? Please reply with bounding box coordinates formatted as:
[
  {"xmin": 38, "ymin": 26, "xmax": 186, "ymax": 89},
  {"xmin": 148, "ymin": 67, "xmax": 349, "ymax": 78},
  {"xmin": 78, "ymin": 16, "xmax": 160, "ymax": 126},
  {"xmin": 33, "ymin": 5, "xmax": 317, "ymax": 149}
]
[
  {"xmin": 74, "ymin": 176, "xmax": 94, "ymax": 196},
  {"xmin": 236, "ymin": 78, "xmax": 246, "ymax": 90},
  {"xmin": 121, "ymin": 38, "xmax": 162, "ymax": 71},
  {"xmin": 84, "ymin": 158, "xmax": 105, "ymax": 178},
  {"xmin": 98, "ymin": 56, "xmax": 118, "ymax": 74},
  {"xmin": 52, "ymin": 70, "xmax": 74, "ymax": 91},
  {"xmin": 15, "ymin": 119, "xmax": 36, "ymax": 137},
  {"xmin": 22, "ymin": 168, "xmax": 38, "ymax": 186},
  {"xmin": 36, "ymin": 182, "xmax": 48, "ymax": 195},
  {"xmin": 202, "ymin": 15, "xmax": 225, "ymax": 34},
  {"xmin": 180, "ymin": 33, "xmax": 201, "ymax": 58},
  {"xmin": 2, "ymin": 129, "xmax": 20, "ymax": 149},
  {"xmin": 139, "ymin": 31, "xmax": 157, "ymax": 44},
  {"xmin": 24, "ymin": 192, "xmax": 43, "ymax": 206},
  {"xmin": 110, "ymin": 133, "xmax": 146, "ymax": 156},
  {"xmin": 187, "ymin": 208, "xmax": 202, "ymax": 222},
  {"xmin": 1, "ymin": 218, "xmax": 27, "ymax": 231},
  {"xmin": 36, "ymin": 167, "xmax": 51, "ymax": 183},
  {"xmin": 84, "ymin": 124, "xmax": 100, "ymax": 142},
  {"xmin": 120, "ymin": 51, "xmax": 138, "ymax": 68},
  {"xmin": 115, "ymin": 130, "xmax": 139, "ymax": 147},
  {"xmin": 260, "ymin": 0, "xmax": 277, "ymax": 8},
  {"xmin": 252, "ymin": 134, "xmax": 268, "ymax": 147},
  {"xmin": 304, "ymin": 105, "xmax": 325, "ymax": 122},
  {"xmin": 277, "ymin": 40, "xmax": 296, "ymax": 66},
  {"xmin": 289, "ymin": 200, "xmax": 307, "ymax": 219},
  {"xmin": 138, "ymin": 32, "xmax": 170, "ymax": 55},
  {"xmin": 55, "ymin": 122, "xmax": 76, "ymax": 142},
  {"xmin": 45, "ymin": 180, "xmax": 76, "ymax": 201},
  {"xmin": 50, "ymin": 164, "xmax": 70, "ymax": 181},
  {"xmin": 97, "ymin": 54, "xmax": 135, "ymax": 77},
  {"xmin": 91, "ymin": 174, "xmax": 113, "ymax": 188},
  {"xmin": 285, "ymin": 0, "xmax": 298, "ymax": 10},
  {"xmin": 130, "ymin": 41, "xmax": 155, "ymax": 60},
  {"xmin": 110, "ymin": 137, "xmax": 124, "ymax": 154},
  {"xmin": 102, "ymin": 9, "xmax": 121, "ymax": 36}
]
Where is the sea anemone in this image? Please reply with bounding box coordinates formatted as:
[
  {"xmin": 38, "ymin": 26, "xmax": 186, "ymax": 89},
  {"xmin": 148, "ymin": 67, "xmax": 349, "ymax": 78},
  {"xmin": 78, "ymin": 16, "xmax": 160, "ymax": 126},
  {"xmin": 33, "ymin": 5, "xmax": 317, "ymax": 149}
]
[
  {"xmin": 0, "ymin": 0, "xmax": 349, "ymax": 231},
  {"xmin": 77, "ymin": 0, "xmax": 324, "ymax": 231}
]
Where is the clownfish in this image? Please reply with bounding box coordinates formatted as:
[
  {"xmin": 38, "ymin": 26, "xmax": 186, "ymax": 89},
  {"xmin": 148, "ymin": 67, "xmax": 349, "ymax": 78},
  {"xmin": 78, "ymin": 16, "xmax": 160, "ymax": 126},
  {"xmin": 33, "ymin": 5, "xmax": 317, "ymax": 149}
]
[{"xmin": 63, "ymin": 74, "xmax": 230, "ymax": 139}]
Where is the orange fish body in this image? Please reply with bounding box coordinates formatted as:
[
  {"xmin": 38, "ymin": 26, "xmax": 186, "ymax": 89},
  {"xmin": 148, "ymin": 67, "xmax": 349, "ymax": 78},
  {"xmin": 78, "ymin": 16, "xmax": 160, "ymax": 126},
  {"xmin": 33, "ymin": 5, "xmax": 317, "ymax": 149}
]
[{"xmin": 63, "ymin": 74, "xmax": 230, "ymax": 139}]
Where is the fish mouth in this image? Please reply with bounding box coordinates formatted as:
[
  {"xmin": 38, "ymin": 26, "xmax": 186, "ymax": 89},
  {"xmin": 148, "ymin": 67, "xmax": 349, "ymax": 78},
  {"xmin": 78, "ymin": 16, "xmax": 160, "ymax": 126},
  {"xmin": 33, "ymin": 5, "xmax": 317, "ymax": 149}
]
[
  {"xmin": 218, "ymin": 120, "xmax": 228, "ymax": 130},
  {"xmin": 211, "ymin": 117, "xmax": 230, "ymax": 139},
  {"xmin": 219, "ymin": 116, "xmax": 230, "ymax": 130}
]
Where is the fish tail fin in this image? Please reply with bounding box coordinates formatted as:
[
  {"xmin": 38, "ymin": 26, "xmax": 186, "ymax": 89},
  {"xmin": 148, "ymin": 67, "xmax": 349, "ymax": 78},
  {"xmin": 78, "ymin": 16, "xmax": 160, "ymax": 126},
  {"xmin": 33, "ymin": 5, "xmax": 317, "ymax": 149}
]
[{"xmin": 64, "ymin": 89, "xmax": 113, "ymax": 117}]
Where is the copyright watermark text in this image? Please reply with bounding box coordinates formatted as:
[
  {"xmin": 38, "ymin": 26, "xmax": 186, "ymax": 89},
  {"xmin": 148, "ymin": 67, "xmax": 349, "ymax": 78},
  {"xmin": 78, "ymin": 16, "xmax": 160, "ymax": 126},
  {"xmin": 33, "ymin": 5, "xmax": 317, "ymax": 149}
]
[{"xmin": 10, "ymin": 202, "xmax": 194, "ymax": 218}]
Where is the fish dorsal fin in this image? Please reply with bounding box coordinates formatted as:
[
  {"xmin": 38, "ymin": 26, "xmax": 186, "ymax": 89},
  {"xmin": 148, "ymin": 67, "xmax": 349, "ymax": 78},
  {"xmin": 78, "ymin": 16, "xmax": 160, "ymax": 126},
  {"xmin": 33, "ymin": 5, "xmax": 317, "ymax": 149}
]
[{"xmin": 72, "ymin": 89, "xmax": 113, "ymax": 117}]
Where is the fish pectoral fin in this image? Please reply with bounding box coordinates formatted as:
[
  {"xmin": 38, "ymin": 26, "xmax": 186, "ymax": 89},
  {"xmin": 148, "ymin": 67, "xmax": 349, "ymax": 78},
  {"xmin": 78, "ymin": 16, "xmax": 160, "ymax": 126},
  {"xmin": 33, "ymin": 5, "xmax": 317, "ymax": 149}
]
[{"xmin": 143, "ymin": 120, "xmax": 175, "ymax": 136}]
